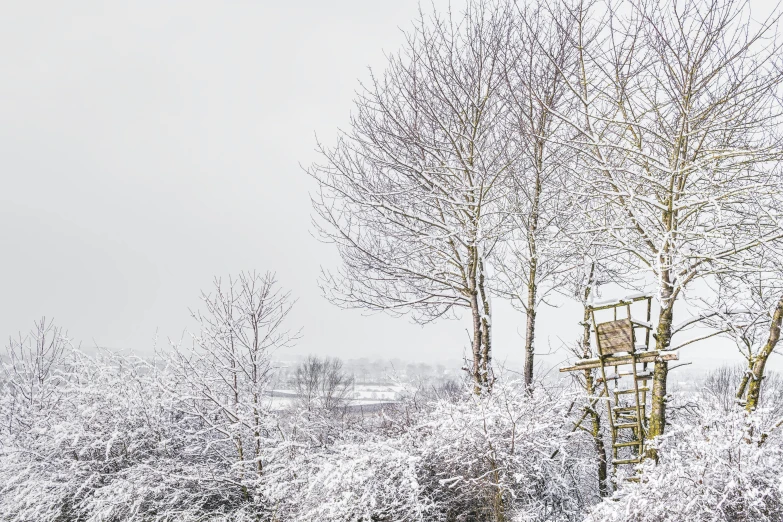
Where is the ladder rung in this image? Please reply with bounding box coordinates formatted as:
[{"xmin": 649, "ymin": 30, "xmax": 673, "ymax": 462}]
[
  {"xmin": 625, "ymin": 476, "xmax": 641, "ymax": 482},
  {"xmin": 614, "ymin": 388, "xmax": 649, "ymax": 395},
  {"xmin": 613, "ymin": 440, "xmax": 643, "ymax": 448},
  {"xmin": 604, "ymin": 370, "xmax": 651, "ymax": 379},
  {"xmin": 613, "ymin": 406, "xmax": 639, "ymax": 413},
  {"xmin": 613, "ymin": 422, "xmax": 640, "ymax": 429},
  {"xmin": 604, "ymin": 372, "xmax": 652, "ymax": 381},
  {"xmin": 613, "ymin": 457, "xmax": 643, "ymax": 465}
]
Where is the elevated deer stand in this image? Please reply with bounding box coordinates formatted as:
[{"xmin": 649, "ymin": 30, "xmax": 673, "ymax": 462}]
[{"xmin": 560, "ymin": 294, "xmax": 678, "ymax": 480}]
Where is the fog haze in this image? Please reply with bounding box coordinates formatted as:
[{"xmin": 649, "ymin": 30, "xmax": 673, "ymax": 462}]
[{"xmin": 1, "ymin": 1, "xmax": 773, "ymax": 373}]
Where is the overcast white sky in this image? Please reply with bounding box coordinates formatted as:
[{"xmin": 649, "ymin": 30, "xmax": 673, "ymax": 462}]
[{"xmin": 1, "ymin": 1, "xmax": 777, "ymax": 375}]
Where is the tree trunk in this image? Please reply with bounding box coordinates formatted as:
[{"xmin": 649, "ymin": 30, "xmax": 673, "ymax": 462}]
[
  {"xmin": 523, "ymin": 266, "xmax": 537, "ymax": 392},
  {"xmin": 580, "ymin": 263, "xmax": 608, "ymax": 496},
  {"xmin": 736, "ymin": 370, "xmax": 751, "ymax": 402},
  {"xmin": 745, "ymin": 295, "xmax": 783, "ymax": 411},
  {"xmin": 648, "ymin": 297, "xmax": 673, "ymax": 460},
  {"xmin": 470, "ymin": 288, "xmax": 484, "ymax": 393},
  {"xmin": 491, "ymin": 462, "xmax": 506, "ymax": 522},
  {"xmin": 478, "ymin": 257, "xmax": 493, "ymax": 390},
  {"xmin": 467, "ymin": 248, "xmax": 492, "ymax": 393},
  {"xmin": 522, "ymin": 159, "xmax": 542, "ymax": 392},
  {"xmin": 585, "ymin": 368, "xmax": 609, "ymax": 497}
]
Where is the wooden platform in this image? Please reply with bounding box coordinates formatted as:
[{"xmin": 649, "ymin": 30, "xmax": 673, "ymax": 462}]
[{"xmin": 559, "ymin": 350, "xmax": 678, "ymax": 373}]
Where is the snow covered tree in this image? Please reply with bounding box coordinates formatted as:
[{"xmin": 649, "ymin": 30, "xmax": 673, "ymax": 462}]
[
  {"xmin": 1, "ymin": 317, "xmax": 71, "ymax": 435},
  {"xmin": 163, "ymin": 271, "xmax": 299, "ymax": 503},
  {"xmin": 293, "ymin": 355, "xmax": 354, "ymax": 413},
  {"xmin": 700, "ymin": 243, "xmax": 783, "ymax": 412},
  {"xmin": 564, "ymin": 260, "xmax": 611, "ymax": 498},
  {"xmin": 491, "ymin": 0, "xmax": 580, "ymax": 391},
  {"xmin": 563, "ymin": 0, "xmax": 783, "ymax": 443},
  {"xmin": 309, "ymin": 0, "xmax": 515, "ymax": 391}
]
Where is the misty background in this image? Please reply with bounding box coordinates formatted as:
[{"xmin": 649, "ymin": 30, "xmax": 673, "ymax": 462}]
[{"xmin": 0, "ymin": 0, "xmax": 768, "ymax": 375}]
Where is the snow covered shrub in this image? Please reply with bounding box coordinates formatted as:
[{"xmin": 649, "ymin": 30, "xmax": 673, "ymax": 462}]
[
  {"xmin": 261, "ymin": 377, "xmax": 594, "ymax": 522},
  {"xmin": 73, "ymin": 460, "xmax": 261, "ymax": 522},
  {"xmin": 0, "ymin": 323, "xmax": 595, "ymax": 521},
  {"xmin": 262, "ymin": 439, "xmax": 434, "ymax": 521},
  {"xmin": 701, "ymin": 366, "xmax": 783, "ymax": 427},
  {"xmin": 410, "ymin": 380, "xmax": 593, "ymax": 521},
  {"xmin": 0, "ymin": 348, "xmax": 270, "ymax": 522},
  {"xmin": 586, "ymin": 408, "xmax": 783, "ymax": 522},
  {"xmin": 0, "ymin": 350, "xmax": 179, "ymax": 521}
]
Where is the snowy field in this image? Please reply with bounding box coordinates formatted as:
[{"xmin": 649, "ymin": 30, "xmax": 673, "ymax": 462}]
[{"xmin": 265, "ymin": 384, "xmax": 404, "ymax": 411}]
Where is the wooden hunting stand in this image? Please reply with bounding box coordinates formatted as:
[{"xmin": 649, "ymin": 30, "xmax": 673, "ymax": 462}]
[{"xmin": 560, "ymin": 294, "xmax": 678, "ymax": 477}]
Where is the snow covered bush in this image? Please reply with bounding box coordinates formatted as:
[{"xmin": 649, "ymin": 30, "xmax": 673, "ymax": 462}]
[
  {"xmin": 586, "ymin": 407, "xmax": 783, "ymax": 522},
  {"xmin": 0, "ymin": 346, "xmax": 272, "ymax": 521},
  {"xmin": 0, "ymin": 340, "xmax": 599, "ymax": 522},
  {"xmin": 15, "ymin": 328, "xmax": 777, "ymax": 522},
  {"xmin": 0, "ymin": 350, "xmax": 180, "ymax": 521},
  {"xmin": 258, "ymin": 377, "xmax": 595, "ymax": 522},
  {"xmin": 6, "ymin": 347, "xmax": 779, "ymax": 522},
  {"xmin": 269, "ymin": 377, "xmax": 595, "ymax": 522},
  {"xmin": 411, "ymin": 380, "xmax": 593, "ymax": 521},
  {"xmin": 261, "ymin": 439, "xmax": 434, "ymax": 521}
]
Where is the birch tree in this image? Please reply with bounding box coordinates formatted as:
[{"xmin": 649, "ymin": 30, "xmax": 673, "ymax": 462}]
[
  {"xmin": 310, "ymin": 0, "xmax": 513, "ymax": 391},
  {"xmin": 491, "ymin": 0, "xmax": 579, "ymax": 391},
  {"xmin": 563, "ymin": 0, "xmax": 783, "ymax": 442}
]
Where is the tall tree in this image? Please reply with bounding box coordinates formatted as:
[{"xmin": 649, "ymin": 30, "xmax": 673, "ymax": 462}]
[
  {"xmin": 562, "ymin": 0, "xmax": 783, "ymax": 443},
  {"xmin": 310, "ymin": 0, "xmax": 514, "ymax": 391},
  {"xmin": 492, "ymin": 0, "xmax": 578, "ymax": 390}
]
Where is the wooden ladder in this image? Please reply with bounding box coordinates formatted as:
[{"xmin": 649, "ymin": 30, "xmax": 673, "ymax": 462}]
[
  {"xmin": 559, "ymin": 295, "xmax": 679, "ymax": 485},
  {"xmin": 590, "ymin": 296, "xmax": 653, "ymax": 475}
]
